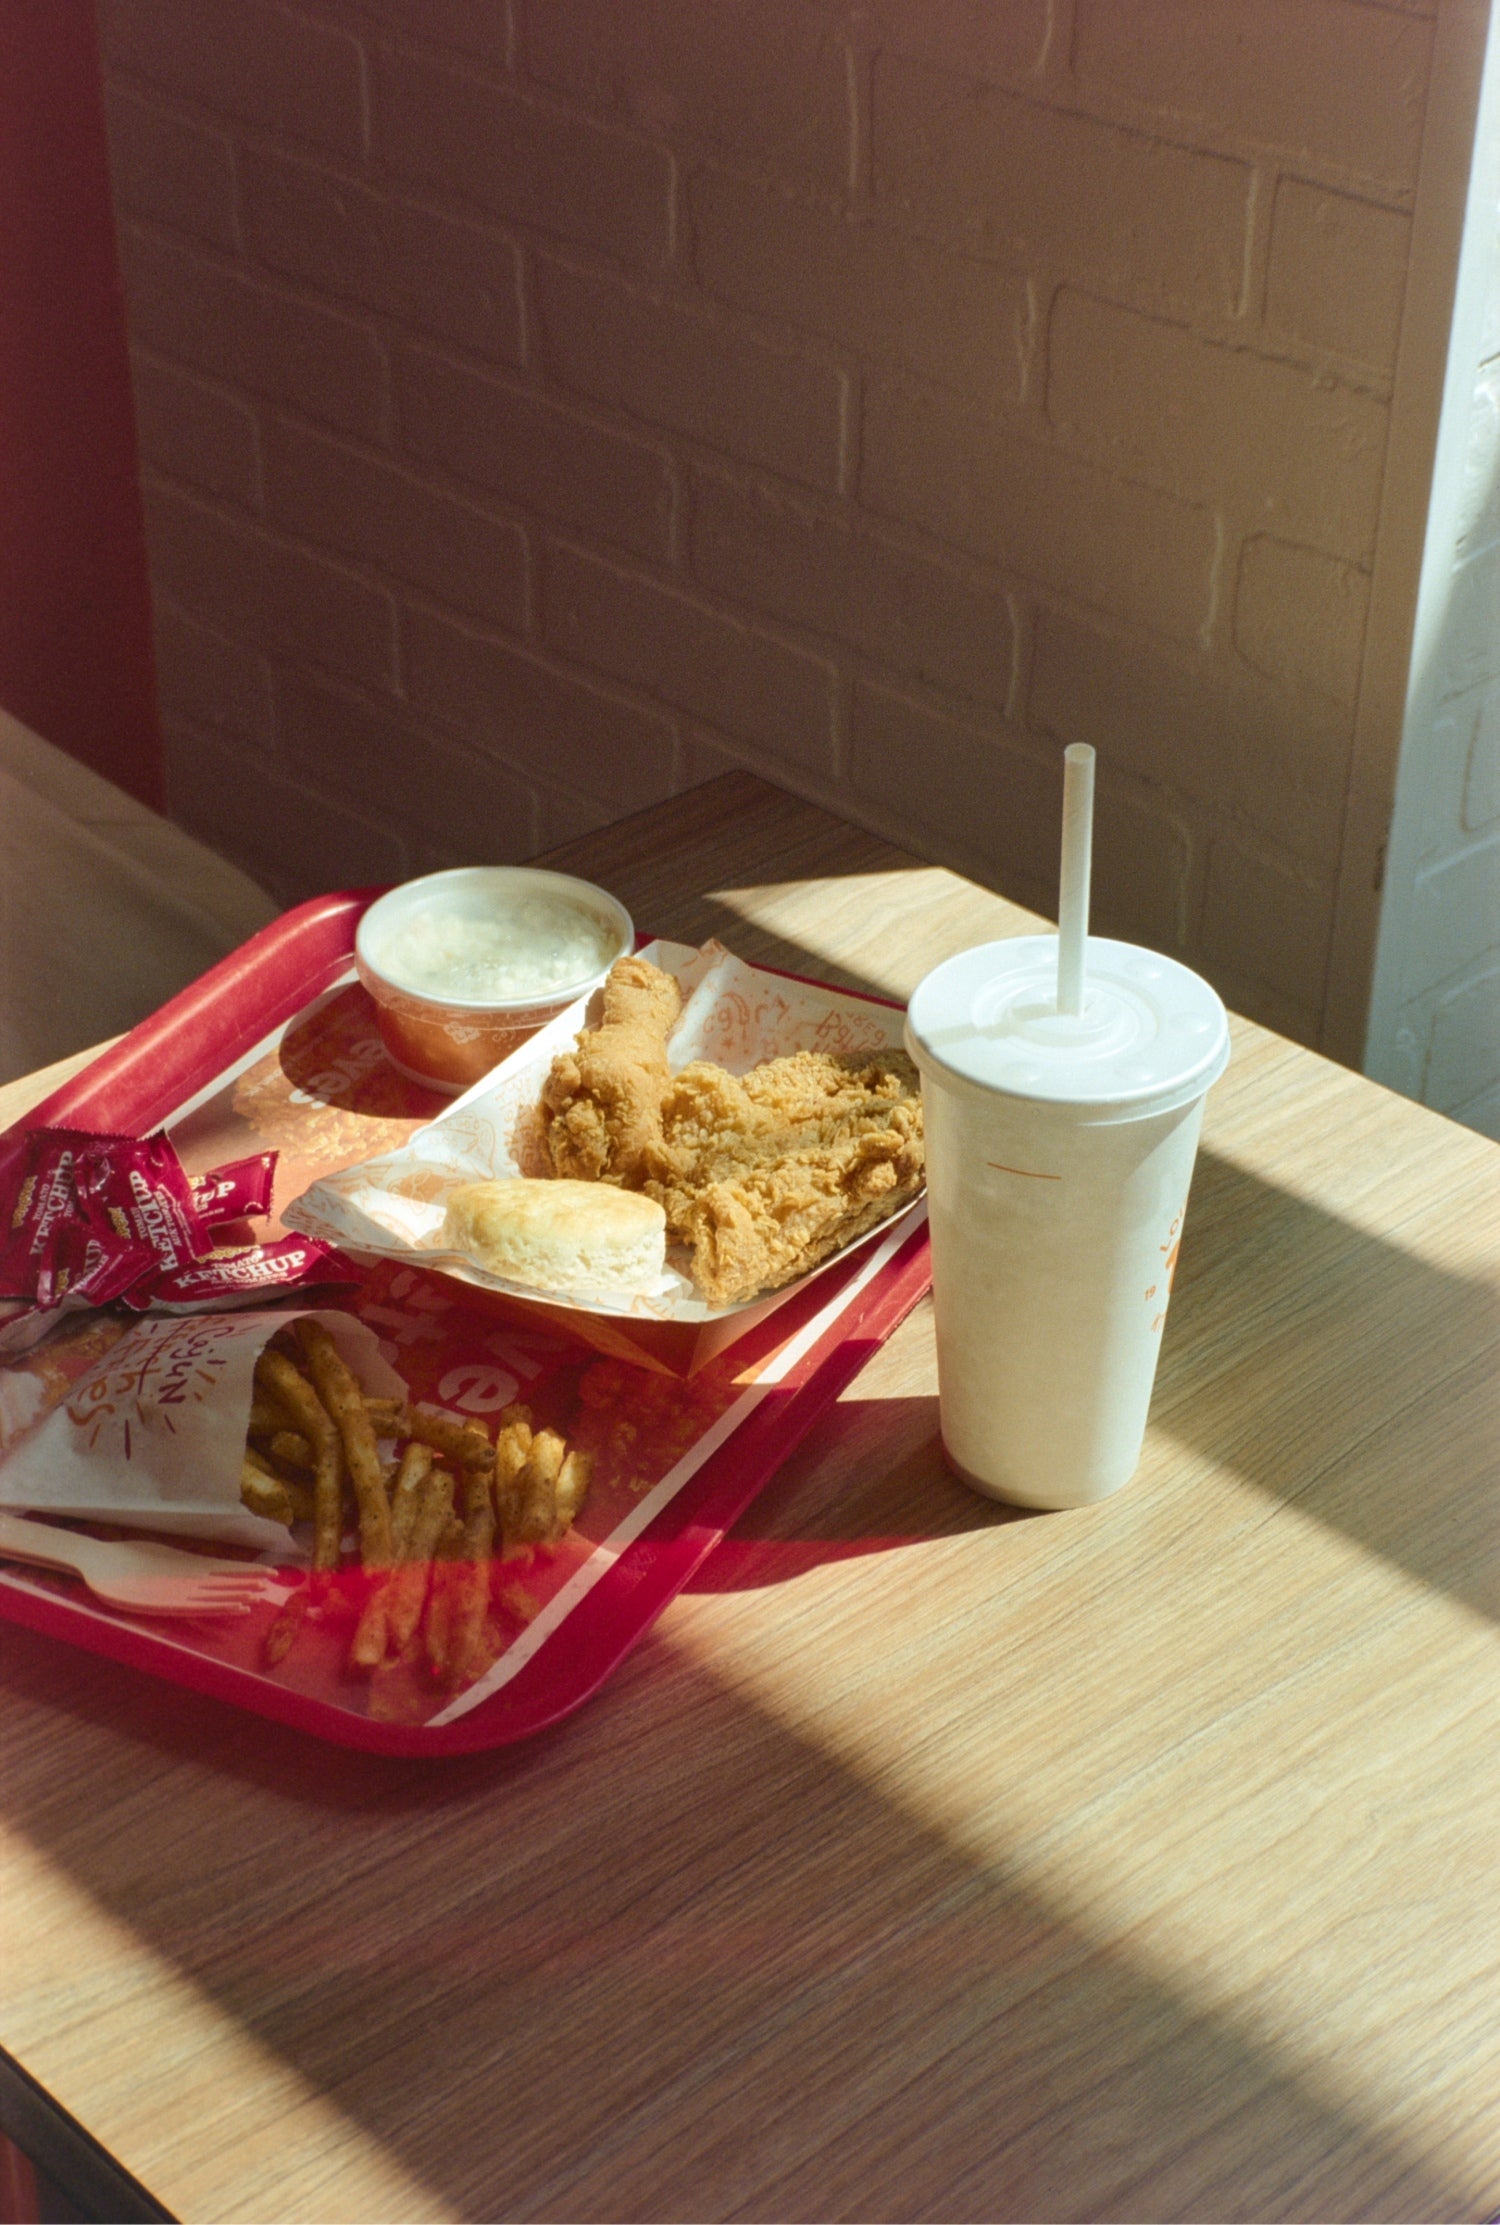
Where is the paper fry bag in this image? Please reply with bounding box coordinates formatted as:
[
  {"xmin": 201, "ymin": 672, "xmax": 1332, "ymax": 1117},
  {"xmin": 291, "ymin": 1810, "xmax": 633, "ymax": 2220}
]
[{"xmin": 0, "ymin": 1307, "xmax": 402, "ymax": 1550}]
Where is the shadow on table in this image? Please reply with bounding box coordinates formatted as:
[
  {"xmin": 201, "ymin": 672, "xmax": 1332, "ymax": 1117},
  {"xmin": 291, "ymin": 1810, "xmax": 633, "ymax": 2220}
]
[
  {"xmin": 0, "ymin": 873, "xmax": 1489, "ymax": 2221},
  {"xmin": 672, "ymin": 910, "xmax": 1497, "ymax": 1629},
  {"xmin": 0, "ymin": 1617, "xmax": 1475, "ymax": 2225},
  {"xmin": 686, "ymin": 1394, "xmax": 1023, "ymax": 1593},
  {"xmin": 1158, "ymin": 1141, "xmax": 1497, "ymax": 1625}
]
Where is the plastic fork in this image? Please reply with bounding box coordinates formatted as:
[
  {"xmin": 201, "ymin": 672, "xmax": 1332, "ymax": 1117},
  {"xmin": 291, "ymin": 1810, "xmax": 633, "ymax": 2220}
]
[{"xmin": 0, "ymin": 1510, "xmax": 272, "ymax": 1618}]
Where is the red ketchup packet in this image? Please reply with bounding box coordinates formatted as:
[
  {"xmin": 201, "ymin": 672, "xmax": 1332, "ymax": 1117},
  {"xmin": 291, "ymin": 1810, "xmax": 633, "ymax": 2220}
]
[
  {"xmin": 0, "ymin": 1129, "xmax": 94, "ymax": 1297},
  {"xmin": 189, "ymin": 1151, "xmax": 277, "ymax": 1231},
  {"xmin": 69, "ymin": 1130, "xmax": 203, "ymax": 1280},
  {"xmin": 0, "ymin": 1127, "xmax": 339, "ymax": 1320},
  {"xmin": 130, "ymin": 1235, "xmax": 357, "ymax": 1312},
  {"xmin": 35, "ymin": 1220, "xmax": 153, "ymax": 1310}
]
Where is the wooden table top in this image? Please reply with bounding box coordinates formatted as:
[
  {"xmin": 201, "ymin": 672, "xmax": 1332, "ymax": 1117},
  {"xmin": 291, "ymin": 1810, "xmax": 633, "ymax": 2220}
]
[{"xmin": 1, "ymin": 773, "xmax": 1496, "ymax": 2224}]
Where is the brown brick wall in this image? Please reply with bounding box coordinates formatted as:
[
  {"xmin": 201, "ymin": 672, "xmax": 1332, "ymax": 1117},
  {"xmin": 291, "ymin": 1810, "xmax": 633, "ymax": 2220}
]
[{"xmin": 98, "ymin": 0, "xmax": 1436, "ymax": 1044}]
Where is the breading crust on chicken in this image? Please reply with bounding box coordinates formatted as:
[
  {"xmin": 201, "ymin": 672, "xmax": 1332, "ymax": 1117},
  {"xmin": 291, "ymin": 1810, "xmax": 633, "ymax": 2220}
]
[
  {"xmin": 540, "ymin": 960, "xmax": 925, "ymax": 1306},
  {"xmin": 649, "ymin": 1048, "xmax": 924, "ymax": 1306},
  {"xmin": 540, "ymin": 954, "xmax": 682, "ymax": 1185}
]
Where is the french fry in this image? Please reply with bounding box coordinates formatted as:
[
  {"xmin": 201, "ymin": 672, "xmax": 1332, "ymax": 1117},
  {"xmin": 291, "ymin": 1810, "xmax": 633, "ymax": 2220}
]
[
  {"xmin": 298, "ymin": 1320, "xmax": 393, "ymax": 1567},
  {"xmin": 256, "ymin": 1349, "xmax": 342, "ymax": 1571},
  {"xmin": 445, "ymin": 1466, "xmax": 497, "ymax": 1688},
  {"xmin": 423, "ymin": 1511, "xmax": 470, "ymax": 1679},
  {"xmin": 386, "ymin": 1467, "xmax": 455, "ymax": 1652},
  {"xmin": 506, "ymin": 1428, "xmax": 567, "ymax": 1554},
  {"xmin": 349, "ymin": 1443, "xmax": 435, "ymax": 1670},
  {"xmin": 241, "ymin": 1457, "xmax": 298, "ymax": 1527},
  {"xmin": 349, "ymin": 1584, "xmax": 390, "ymax": 1672},
  {"xmin": 262, "ymin": 1584, "xmax": 310, "ymax": 1667},
  {"xmin": 389, "ymin": 1440, "xmax": 435, "ymax": 1558},
  {"xmin": 252, "ymin": 1341, "xmax": 591, "ymax": 1698},
  {"xmin": 550, "ymin": 1448, "xmax": 594, "ymax": 1538},
  {"xmin": 492, "ymin": 1409, "xmax": 535, "ymax": 1555},
  {"xmin": 401, "ymin": 1405, "xmax": 497, "ymax": 1470},
  {"xmin": 424, "ymin": 1562, "xmax": 454, "ymax": 1680},
  {"xmin": 496, "ymin": 1578, "xmax": 538, "ymax": 1623}
]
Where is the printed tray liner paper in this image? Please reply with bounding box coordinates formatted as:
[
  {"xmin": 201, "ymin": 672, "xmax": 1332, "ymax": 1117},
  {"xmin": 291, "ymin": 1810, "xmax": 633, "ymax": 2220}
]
[{"xmin": 0, "ymin": 895, "xmax": 932, "ymax": 1754}]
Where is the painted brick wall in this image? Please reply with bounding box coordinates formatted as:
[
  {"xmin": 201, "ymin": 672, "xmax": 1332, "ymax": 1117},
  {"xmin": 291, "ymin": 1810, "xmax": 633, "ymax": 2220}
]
[
  {"xmin": 97, "ymin": 0, "xmax": 1440, "ymax": 1046},
  {"xmin": 1365, "ymin": 8, "xmax": 1499, "ymax": 1137},
  {"xmin": 1390, "ymin": 347, "xmax": 1500, "ymax": 1135}
]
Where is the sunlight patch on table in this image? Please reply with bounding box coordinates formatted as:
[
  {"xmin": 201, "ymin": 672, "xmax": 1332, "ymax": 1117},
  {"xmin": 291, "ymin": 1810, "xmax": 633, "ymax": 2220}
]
[
  {"xmin": 707, "ymin": 867, "xmax": 1043, "ymax": 1002},
  {"xmin": 666, "ymin": 1463, "xmax": 1500, "ymax": 2185}
]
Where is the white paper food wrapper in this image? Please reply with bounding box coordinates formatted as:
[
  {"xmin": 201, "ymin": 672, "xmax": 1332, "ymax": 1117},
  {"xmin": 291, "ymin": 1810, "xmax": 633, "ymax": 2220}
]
[
  {"xmin": 284, "ymin": 941, "xmax": 913, "ymax": 1322},
  {"xmin": 0, "ymin": 1307, "xmax": 403, "ymax": 1550}
]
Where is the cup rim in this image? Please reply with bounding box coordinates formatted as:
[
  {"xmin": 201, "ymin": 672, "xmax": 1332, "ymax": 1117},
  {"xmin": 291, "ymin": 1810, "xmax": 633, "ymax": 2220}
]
[
  {"xmin": 905, "ymin": 933, "xmax": 1230, "ymax": 1121},
  {"xmin": 355, "ymin": 865, "xmax": 634, "ymax": 1015}
]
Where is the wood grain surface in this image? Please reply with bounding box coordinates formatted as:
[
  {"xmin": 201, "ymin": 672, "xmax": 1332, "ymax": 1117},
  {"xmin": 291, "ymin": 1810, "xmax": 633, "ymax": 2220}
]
[{"xmin": 1, "ymin": 775, "xmax": 1496, "ymax": 2223}]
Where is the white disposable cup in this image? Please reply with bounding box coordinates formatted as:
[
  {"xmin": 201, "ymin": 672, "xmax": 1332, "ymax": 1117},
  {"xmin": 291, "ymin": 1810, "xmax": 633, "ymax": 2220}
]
[{"xmin": 905, "ymin": 935, "xmax": 1229, "ymax": 1509}]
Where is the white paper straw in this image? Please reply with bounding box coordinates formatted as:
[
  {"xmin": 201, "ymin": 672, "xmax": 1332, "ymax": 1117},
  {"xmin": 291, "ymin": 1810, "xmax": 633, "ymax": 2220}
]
[{"xmin": 1056, "ymin": 744, "xmax": 1095, "ymax": 1015}]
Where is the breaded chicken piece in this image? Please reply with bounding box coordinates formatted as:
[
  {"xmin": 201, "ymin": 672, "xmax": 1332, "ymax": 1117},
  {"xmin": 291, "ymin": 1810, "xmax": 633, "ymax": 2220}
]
[
  {"xmin": 541, "ymin": 954, "xmax": 682, "ymax": 1185},
  {"xmin": 649, "ymin": 1048, "xmax": 924, "ymax": 1306}
]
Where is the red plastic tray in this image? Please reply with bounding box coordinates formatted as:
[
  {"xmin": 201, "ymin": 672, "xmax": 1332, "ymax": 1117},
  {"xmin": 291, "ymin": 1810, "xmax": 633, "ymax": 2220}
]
[{"xmin": 0, "ymin": 894, "xmax": 931, "ymax": 1754}]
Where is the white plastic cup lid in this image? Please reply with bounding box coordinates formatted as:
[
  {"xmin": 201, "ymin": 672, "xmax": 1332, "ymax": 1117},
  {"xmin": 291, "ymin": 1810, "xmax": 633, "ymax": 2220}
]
[{"xmin": 905, "ymin": 935, "xmax": 1230, "ymax": 1115}]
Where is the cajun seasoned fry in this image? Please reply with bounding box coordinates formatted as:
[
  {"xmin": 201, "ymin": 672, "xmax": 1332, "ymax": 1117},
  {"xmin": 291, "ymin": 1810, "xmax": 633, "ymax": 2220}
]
[
  {"xmin": 253, "ymin": 1336, "xmax": 593, "ymax": 1700},
  {"xmin": 425, "ymin": 1561, "xmax": 454, "ymax": 1680},
  {"xmin": 505, "ymin": 1428, "xmax": 567, "ymax": 1555},
  {"xmin": 241, "ymin": 1457, "xmax": 296, "ymax": 1526},
  {"xmin": 444, "ymin": 1466, "xmax": 497, "ymax": 1688},
  {"xmin": 239, "ymin": 1457, "xmax": 316, "ymax": 1527},
  {"xmin": 550, "ymin": 1448, "xmax": 594, "ymax": 1538},
  {"xmin": 283, "ymin": 1476, "xmax": 316, "ymax": 1524},
  {"xmin": 388, "ymin": 1440, "xmax": 435, "ymax": 1557},
  {"xmin": 423, "ymin": 1505, "xmax": 470, "ymax": 1678},
  {"xmin": 349, "ymin": 1443, "xmax": 436, "ymax": 1669},
  {"xmin": 256, "ymin": 1348, "xmax": 343, "ymax": 1571},
  {"xmin": 386, "ymin": 1467, "xmax": 455, "ymax": 1652},
  {"xmin": 492, "ymin": 1407, "xmax": 534, "ymax": 1553},
  {"xmin": 349, "ymin": 1583, "xmax": 390, "ymax": 1671},
  {"xmin": 398, "ymin": 1405, "xmax": 496, "ymax": 1470},
  {"xmin": 298, "ymin": 1320, "xmax": 393, "ymax": 1566},
  {"xmin": 262, "ymin": 1584, "xmax": 310, "ymax": 1667},
  {"xmin": 496, "ymin": 1578, "xmax": 539, "ymax": 1623}
]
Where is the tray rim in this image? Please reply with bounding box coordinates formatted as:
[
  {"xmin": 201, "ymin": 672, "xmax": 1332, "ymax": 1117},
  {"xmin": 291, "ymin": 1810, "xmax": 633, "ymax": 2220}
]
[{"xmin": 0, "ymin": 891, "xmax": 933, "ymax": 1755}]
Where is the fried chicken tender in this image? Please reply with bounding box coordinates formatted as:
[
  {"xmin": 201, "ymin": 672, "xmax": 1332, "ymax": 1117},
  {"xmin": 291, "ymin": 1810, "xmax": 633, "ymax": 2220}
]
[
  {"xmin": 541, "ymin": 955, "xmax": 682, "ymax": 1185},
  {"xmin": 648, "ymin": 1048, "xmax": 924, "ymax": 1306}
]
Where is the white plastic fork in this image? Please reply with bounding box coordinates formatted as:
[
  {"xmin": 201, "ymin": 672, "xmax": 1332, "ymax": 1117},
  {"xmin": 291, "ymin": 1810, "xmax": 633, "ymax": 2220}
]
[{"xmin": 0, "ymin": 1510, "xmax": 272, "ymax": 1618}]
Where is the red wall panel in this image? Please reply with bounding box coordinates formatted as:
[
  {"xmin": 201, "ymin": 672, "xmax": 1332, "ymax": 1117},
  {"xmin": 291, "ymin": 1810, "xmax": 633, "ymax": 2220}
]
[{"xmin": 0, "ymin": 0, "xmax": 161, "ymax": 805}]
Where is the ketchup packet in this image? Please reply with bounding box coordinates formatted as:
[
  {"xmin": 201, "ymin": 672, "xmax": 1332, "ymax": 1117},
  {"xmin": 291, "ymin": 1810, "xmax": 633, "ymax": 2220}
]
[
  {"xmin": 35, "ymin": 1221, "xmax": 152, "ymax": 1311},
  {"xmin": 189, "ymin": 1152, "xmax": 277, "ymax": 1230},
  {"xmin": 0, "ymin": 1130, "xmax": 94, "ymax": 1297},
  {"xmin": 0, "ymin": 1124, "xmax": 333, "ymax": 1326},
  {"xmin": 70, "ymin": 1131, "xmax": 203, "ymax": 1279},
  {"xmin": 131, "ymin": 1235, "xmax": 357, "ymax": 1312}
]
